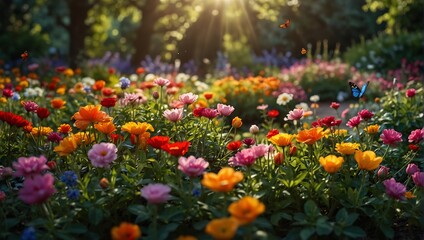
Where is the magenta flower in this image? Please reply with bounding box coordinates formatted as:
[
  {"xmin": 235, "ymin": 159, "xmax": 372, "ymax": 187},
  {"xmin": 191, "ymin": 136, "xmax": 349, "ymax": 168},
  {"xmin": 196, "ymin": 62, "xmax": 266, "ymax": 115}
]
[
  {"xmin": 406, "ymin": 163, "xmax": 420, "ymax": 175},
  {"xmin": 0, "ymin": 166, "xmax": 13, "ymax": 180},
  {"xmin": 412, "ymin": 172, "xmax": 424, "ymax": 187},
  {"xmin": 141, "ymin": 183, "xmax": 171, "ymax": 204},
  {"xmin": 179, "ymin": 92, "xmax": 198, "ymax": 105},
  {"xmin": 284, "ymin": 108, "xmax": 304, "ymax": 121},
  {"xmin": 408, "ymin": 128, "xmax": 424, "ymax": 143},
  {"xmin": 383, "ymin": 178, "xmax": 406, "ymax": 200},
  {"xmin": 346, "ymin": 116, "xmax": 361, "ymax": 128},
  {"xmin": 406, "ymin": 88, "xmax": 416, "ymax": 97},
  {"xmin": 19, "ymin": 173, "xmax": 56, "ymax": 205},
  {"xmin": 201, "ymin": 108, "xmax": 219, "ymax": 119},
  {"xmin": 22, "ymin": 101, "xmax": 39, "ymax": 113},
  {"xmin": 229, "ymin": 149, "xmax": 257, "ymax": 167},
  {"xmin": 153, "ymin": 77, "xmax": 170, "ymax": 87},
  {"xmin": 380, "ymin": 129, "xmax": 402, "ymax": 146},
  {"xmin": 88, "ymin": 143, "xmax": 118, "ymax": 168},
  {"xmin": 178, "ymin": 156, "xmax": 209, "ymax": 177},
  {"xmin": 217, "ymin": 103, "xmax": 235, "ymax": 117},
  {"xmin": 341, "ymin": 108, "xmax": 350, "ymax": 119},
  {"xmin": 243, "ymin": 137, "xmax": 255, "ymax": 146},
  {"xmin": 357, "ymin": 109, "xmax": 374, "ymax": 121},
  {"xmin": 47, "ymin": 132, "xmax": 63, "ymax": 143},
  {"xmin": 13, "ymin": 155, "xmax": 49, "ymax": 178},
  {"xmin": 163, "ymin": 108, "xmax": 183, "ymax": 122}
]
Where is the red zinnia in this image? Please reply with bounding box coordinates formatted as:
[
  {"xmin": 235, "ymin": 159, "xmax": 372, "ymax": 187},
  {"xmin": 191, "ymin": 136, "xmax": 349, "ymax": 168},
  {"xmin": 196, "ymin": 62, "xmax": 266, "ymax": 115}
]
[
  {"xmin": 267, "ymin": 110, "xmax": 279, "ymax": 118},
  {"xmin": 0, "ymin": 111, "xmax": 30, "ymax": 128},
  {"xmin": 36, "ymin": 107, "xmax": 50, "ymax": 119},
  {"xmin": 101, "ymin": 98, "xmax": 117, "ymax": 108},
  {"xmin": 266, "ymin": 129, "xmax": 279, "ymax": 139},
  {"xmin": 161, "ymin": 141, "xmax": 190, "ymax": 156},
  {"xmin": 227, "ymin": 141, "xmax": 242, "ymax": 151},
  {"xmin": 147, "ymin": 136, "xmax": 170, "ymax": 149},
  {"xmin": 193, "ymin": 107, "xmax": 205, "ymax": 117}
]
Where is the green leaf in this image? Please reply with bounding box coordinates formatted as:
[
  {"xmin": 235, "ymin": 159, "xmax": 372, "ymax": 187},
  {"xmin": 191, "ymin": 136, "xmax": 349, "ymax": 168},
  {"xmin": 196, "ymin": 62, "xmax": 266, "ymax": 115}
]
[
  {"xmin": 343, "ymin": 226, "xmax": 367, "ymax": 238},
  {"xmin": 4, "ymin": 218, "xmax": 19, "ymax": 229},
  {"xmin": 304, "ymin": 200, "xmax": 319, "ymax": 217},
  {"xmin": 159, "ymin": 207, "xmax": 184, "ymax": 222},
  {"xmin": 336, "ymin": 208, "xmax": 348, "ymax": 222},
  {"xmin": 345, "ymin": 213, "xmax": 359, "ymax": 226},
  {"xmin": 193, "ymin": 220, "xmax": 208, "ymax": 230},
  {"xmin": 64, "ymin": 223, "xmax": 88, "ymax": 234},
  {"xmin": 88, "ymin": 208, "xmax": 103, "ymax": 226},
  {"xmin": 316, "ymin": 220, "xmax": 333, "ymax": 236},
  {"xmin": 255, "ymin": 217, "xmax": 273, "ymax": 230},
  {"xmin": 300, "ymin": 227, "xmax": 315, "ymax": 240},
  {"xmin": 379, "ymin": 224, "xmax": 394, "ymax": 239},
  {"xmin": 271, "ymin": 212, "xmax": 292, "ymax": 225},
  {"xmin": 128, "ymin": 204, "xmax": 150, "ymax": 222}
]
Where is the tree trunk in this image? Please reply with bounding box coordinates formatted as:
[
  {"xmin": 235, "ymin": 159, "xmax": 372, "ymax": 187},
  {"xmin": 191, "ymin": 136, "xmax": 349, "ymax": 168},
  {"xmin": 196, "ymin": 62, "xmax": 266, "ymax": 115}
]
[{"xmin": 67, "ymin": 0, "xmax": 91, "ymax": 68}]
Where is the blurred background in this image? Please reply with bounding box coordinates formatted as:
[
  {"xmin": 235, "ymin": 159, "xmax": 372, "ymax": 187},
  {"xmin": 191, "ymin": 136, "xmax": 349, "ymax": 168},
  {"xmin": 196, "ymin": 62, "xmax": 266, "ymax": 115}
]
[{"xmin": 0, "ymin": 0, "xmax": 423, "ymax": 75}]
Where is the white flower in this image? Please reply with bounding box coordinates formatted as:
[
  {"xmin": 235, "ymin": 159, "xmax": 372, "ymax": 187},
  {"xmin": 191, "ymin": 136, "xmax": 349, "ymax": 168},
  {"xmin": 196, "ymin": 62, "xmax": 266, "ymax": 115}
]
[
  {"xmin": 295, "ymin": 102, "xmax": 309, "ymax": 111},
  {"xmin": 130, "ymin": 74, "xmax": 138, "ymax": 81},
  {"xmin": 310, "ymin": 95, "xmax": 320, "ymax": 103},
  {"xmin": 276, "ymin": 93, "xmax": 293, "ymax": 105},
  {"xmin": 81, "ymin": 77, "xmax": 95, "ymax": 86},
  {"xmin": 145, "ymin": 73, "xmax": 156, "ymax": 82},
  {"xmin": 194, "ymin": 81, "xmax": 209, "ymax": 92},
  {"xmin": 175, "ymin": 73, "xmax": 190, "ymax": 83}
]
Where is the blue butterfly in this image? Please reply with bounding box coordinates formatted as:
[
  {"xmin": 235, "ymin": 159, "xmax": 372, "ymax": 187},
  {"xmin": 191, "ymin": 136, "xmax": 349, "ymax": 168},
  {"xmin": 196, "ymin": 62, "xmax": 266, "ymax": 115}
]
[{"xmin": 349, "ymin": 81, "xmax": 369, "ymax": 98}]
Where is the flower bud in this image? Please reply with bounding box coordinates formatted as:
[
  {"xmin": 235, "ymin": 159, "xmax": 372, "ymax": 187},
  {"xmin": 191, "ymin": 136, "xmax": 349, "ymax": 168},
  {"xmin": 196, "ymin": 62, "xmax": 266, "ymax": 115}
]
[
  {"xmin": 152, "ymin": 91, "xmax": 160, "ymax": 100},
  {"xmin": 249, "ymin": 125, "xmax": 259, "ymax": 135},
  {"xmin": 377, "ymin": 166, "xmax": 390, "ymax": 179},
  {"xmin": 99, "ymin": 178, "xmax": 110, "ymax": 189},
  {"xmin": 274, "ymin": 152, "xmax": 284, "ymax": 165},
  {"xmin": 231, "ymin": 117, "xmax": 242, "ymax": 129}
]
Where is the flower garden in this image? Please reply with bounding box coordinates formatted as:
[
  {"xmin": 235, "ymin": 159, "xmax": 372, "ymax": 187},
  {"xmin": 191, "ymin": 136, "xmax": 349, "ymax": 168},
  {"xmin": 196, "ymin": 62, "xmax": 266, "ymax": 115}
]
[{"xmin": 0, "ymin": 55, "xmax": 423, "ymax": 240}]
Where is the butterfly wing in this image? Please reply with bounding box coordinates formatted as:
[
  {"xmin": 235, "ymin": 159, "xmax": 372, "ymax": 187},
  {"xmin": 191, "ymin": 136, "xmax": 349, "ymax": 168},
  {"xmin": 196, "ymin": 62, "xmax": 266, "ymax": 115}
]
[
  {"xmin": 349, "ymin": 82, "xmax": 361, "ymax": 98},
  {"xmin": 359, "ymin": 81, "xmax": 369, "ymax": 97}
]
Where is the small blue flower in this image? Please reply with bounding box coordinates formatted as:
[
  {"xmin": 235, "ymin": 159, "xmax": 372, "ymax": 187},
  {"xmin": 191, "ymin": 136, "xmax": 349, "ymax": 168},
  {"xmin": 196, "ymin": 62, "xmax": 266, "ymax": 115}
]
[
  {"xmin": 21, "ymin": 227, "xmax": 36, "ymax": 240},
  {"xmin": 192, "ymin": 187, "xmax": 201, "ymax": 197},
  {"xmin": 60, "ymin": 171, "xmax": 78, "ymax": 187},
  {"xmin": 119, "ymin": 77, "xmax": 131, "ymax": 90},
  {"xmin": 12, "ymin": 92, "xmax": 21, "ymax": 101},
  {"xmin": 66, "ymin": 189, "xmax": 80, "ymax": 200}
]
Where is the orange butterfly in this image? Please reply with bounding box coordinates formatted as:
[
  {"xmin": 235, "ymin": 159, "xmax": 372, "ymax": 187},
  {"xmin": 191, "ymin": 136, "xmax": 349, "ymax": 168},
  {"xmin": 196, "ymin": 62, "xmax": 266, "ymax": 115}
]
[
  {"xmin": 21, "ymin": 51, "xmax": 29, "ymax": 61},
  {"xmin": 279, "ymin": 19, "xmax": 290, "ymax": 29},
  {"xmin": 301, "ymin": 48, "xmax": 307, "ymax": 55}
]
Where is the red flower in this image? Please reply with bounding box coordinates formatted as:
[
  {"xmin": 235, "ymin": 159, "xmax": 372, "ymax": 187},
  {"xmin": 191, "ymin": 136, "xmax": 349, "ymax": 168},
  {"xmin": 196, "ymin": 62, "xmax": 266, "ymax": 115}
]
[
  {"xmin": 136, "ymin": 67, "xmax": 145, "ymax": 75},
  {"xmin": 267, "ymin": 109, "xmax": 279, "ymax": 118},
  {"xmin": 102, "ymin": 87, "xmax": 114, "ymax": 96},
  {"xmin": 320, "ymin": 116, "xmax": 342, "ymax": 127},
  {"xmin": 266, "ymin": 129, "xmax": 279, "ymax": 139},
  {"xmin": 227, "ymin": 141, "xmax": 242, "ymax": 151},
  {"xmin": 161, "ymin": 141, "xmax": 190, "ymax": 156},
  {"xmin": 110, "ymin": 133, "xmax": 124, "ymax": 144},
  {"xmin": 147, "ymin": 136, "xmax": 170, "ymax": 149},
  {"xmin": 0, "ymin": 111, "xmax": 30, "ymax": 128},
  {"xmin": 274, "ymin": 152, "xmax": 284, "ymax": 165},
  {"xmin": 47, "ymin": 161, "xmax": 57, "ymax": 170},
  {"xmin": 55, "ymin": 66, "xmax": 66, "ymax": 73},
  {"xmin": 101, "ymin": 97, "xmax": 117, "ymax": 108},
  {"xmin": 409, "ymin": 144, "xmax": 419, "ymax": 152},
  {"xmin": 2, "ymin": 89, "xmax": 13, "ymax": 98},
  {"xmin": 330, "ymin": 102, "xmax": 340, "ymax": 109},
  {"xmin": 36, "ymin": 107, "xmax": 50, "ymax": 119},
  {"xmin": 193, "ymin": 107, "xmax": 205, "ymax": 117}
]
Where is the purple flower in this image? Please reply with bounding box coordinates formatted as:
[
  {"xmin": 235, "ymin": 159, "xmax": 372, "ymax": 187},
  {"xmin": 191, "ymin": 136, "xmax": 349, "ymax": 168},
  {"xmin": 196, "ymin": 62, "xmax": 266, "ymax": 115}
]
[
  {"xmin": 357, "ymin": 109, "xmax": 374, "ymax": 121},
  {"xmin": 217, "ymin": 103, "xmax": 235, "ymax": 117},
  {"xmin": 47, "ymin": 132, "xmax": 63, "ymax": 143},
  {"xmin": 412, "ymin": 172, "xmax": 424, "ymax": 187},
  {"xmin": 66, "ymin": 189, "xmax": 80, "ymax": 200},
  {"xmin": 163, "ymin": 108, "xmax": 183, "ymax": 122},
  {"xmin": 19, "ymin": 173, "xmax": 56, "ymax": 205},
  {"xmin": 22, "ymin": 101, "xmax": 39, "ymax": 113},
  {"xmin": 408, "ymin": 128, "xmax": 424, "ymax": 143},
  {"xmin": 383, "ymin": 178, "xmax": 406, "ymax": 200},
  {"xmin": 346, "ymin": 116, "xmax": 361, "ymax": 128},
  {"xmin": 88, "ymin": 143, "xmax": 118, "ymax": 168},
  {"xmin": 141, "ymin": 183, "xmax": 171, "ymax": 204},
  {"xmin": 13, "ymin": 155, "xmax": 49, "ymax": 178},
  {"xmin": 119, "ymin": 77, "xmax": 131, "ymax": 90},
  {"xmin": 119, "ymin": 92, "xmax": 147, "ymax": 107},
  {"xmin": 60, "ymin": 171, "xmax": 78, "ymax": 187},
  {"xmin": 179, "ymin": 92, "xmax": 198, "ymax": 105},
  {"xmin": 178, "ymin": 156, "xmax": 209, "ymax": 177},
  {"xmin": 406, "ymin": 163, "xmax": 420, "ymax": 175},
  {"xmin": 229, "ymin": 149, "xmax": 256, "ymax": 167},
  {"xmin": 380, "ymin": 129, "xmax": 402, "ymax": 146},
  {"xmin": 21, "ymin": 226, "xmax": 36, "ymax": 240}
]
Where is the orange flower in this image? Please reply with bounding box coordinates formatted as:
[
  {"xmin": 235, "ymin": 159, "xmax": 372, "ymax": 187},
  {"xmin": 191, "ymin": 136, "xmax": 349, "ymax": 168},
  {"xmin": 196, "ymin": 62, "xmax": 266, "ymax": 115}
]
[
  {"xmin": 354, "ymin": 150, "xmax": 383, "ymax": 171},
  {"xmin": 296, "ymin": 127, "xmax": 324, "ymax": 145},
  {"xmin": 365, "ymin": 124, "xmax": 380, "ymax": 134},
  {"xmin": 94, "ymin": 121, "xmax": 116, "ymax": 135},
  {"xmin": 121, "ymin": 122, "xmax": 154, "ymax": 135},
  {"xmin": 201, "ymin": 167, "xmax": 243, "ymax": 192},
  {"xmin": 56, "ymin": 86, "xmax": 66, "ymax": 95},
  {"xmin": 405, "ymin": 191, "xmax": 416, "ymax": 199},
  {"xmin": 228, "ymin": 196, "xmax": 265, "ymax": 225},
  {"xmin": 71, "ymin": 105, "xmax": 112, "ymax": 130},
  {"xmin": 92, "ymin": 80, "xmax": 106, "ymax": 91},
  {"xmin": 51, "ymin": 98, "xmax": 66, "ymax": 109},
  {"xmin": 205, "ymin": 217, "xmax": 238, "ymax": 240},
  {"xmin": 319, "ymin": 155, "xmax": 344, "ymax": 173},
  {"xmin": 111, "ymin": 222, "xmax": 141, "ymax": 240},
  {"xmin": 268, "ymin": 133, "xmax": 294, "ymax": 147},
  {"xmin": 176, "ymin": 236, "xmax": 197, "ymax": 240},
  {"xmin": 30, "ymin": 126, "xmax": 53, "ymax": 137},
  {"xmin": 204, "ymin": 92, "xmax": 214, "ymax": 100},
  {"xmin": 54, "ymin": 136, "xmax": 78, "ymax": 156},
  {"xmin": 73, "ymin": 132, "xmax": 95, "ymax": 145},
  {"xmin": 231, "ymin": 117, "xmax": 242, "ymax": 129},
  {"xmin": 58, "ymin": 124, "xmax": 72, "ymax": 134},
  {"xmin": 335, "ymin": 142, "xmax": 360, "ymax": 155},
  {"xmin": 64, "ymin": 68, "xmax": 74, "ymax": 77}
]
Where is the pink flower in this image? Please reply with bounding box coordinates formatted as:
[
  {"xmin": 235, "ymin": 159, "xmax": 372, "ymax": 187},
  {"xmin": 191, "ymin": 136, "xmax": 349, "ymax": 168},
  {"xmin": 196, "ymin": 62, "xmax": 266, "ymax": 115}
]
[
  {"xmin": 380, "ymin": 129, "xmax": 402, "ymax": 146},
  {"xmin": 141, "ymin": 183, "xmax": 171, "ymax": 204},
  {"xmin": 408, "ymin": 128, "xmax": 424, "ymax": 143},
  {"xmin": 383, "ymin": 178, "xmax": 406, "ymax": 200},
  {"xmin": 22, "ymin": 101, "xmax": 39, "ymax": 113},
  {"xmin": 178, "ymin": 156, "xmax": 209, "ymax": 177},
  {"xmin": 357, "ymin": 109, "xmax": 374, "ymax": 121},
  {"xmin": 0, "ymin": 166, "xmax": 13, "ymax": 180},
  {"xmin": 250, "ymin": 144, "xmax": 273, "ymax": 158},
  {"xmin": 256, "ymin": 104, "xmax": 268, "ymax": 111},
  {"xmin": 341, "ymin": 108, "xmax": 350, "ymax": 119},
  {"xmin": 412, "ymin": 172, "xmax": 424, "ymax": 187},
  {"xmin": 179, "ymin": 92, "xmax": 198, "ymax": 105},
  {"xmin": 201, "ymin": 108, "xmax": 219, "ymax": 119},
  {"xmin": 330, "ymin": 102, "xmax": 340, "ymax": 110},
  {"xmin": 229, "ymin": 149, "xmax": 257, "ymax": 167},
  {"xmin": 169, "ymin": 100, "xmax": 184, "ymax": 109},
  {"xmin": 406, "ymin": 88, "xmax": 416, "ymax": 97},
  {"xmin": 377, "ymin": 166, "xmax": 390, "ymax": 179},
  {"xmin": 88, "ymin": 143, "xmax": 118, "ymax": 168},
  {"xmin": 13, "ymin": 155, "xmax": 49, "ymax": 178},
  {"xmin": 346, "ymin": 116, "xmax": 361, "ymax": 128},
  {"xmin": 119, "ymin": 93, "xmax": 147, "ymax": 106},
  {"xmin": 163, "ymin": 108, "xmax": 183, "ymax": 122},
  {"xmin": 19, "ymin": 173, "xmax": 56, "ymax": 205},
  {"xmin": 284, "ymin": 108, "xmax": 304, "ymax": 121},
  {"xmin": 154, "ymin": 77, "xmax": 170, "ymax": 87},
  {"xmin": 217, "ymin": 103, "xmax": 235, "ymax": 117},
  {"xmin": 406, "ymin": 163, "xmax": 420, "ymax": 175}
]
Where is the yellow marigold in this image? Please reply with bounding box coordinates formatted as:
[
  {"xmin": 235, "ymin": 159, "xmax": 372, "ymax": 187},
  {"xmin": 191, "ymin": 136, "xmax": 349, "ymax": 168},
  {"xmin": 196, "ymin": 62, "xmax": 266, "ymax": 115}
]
[
  {"xmin": 56, "ymin": 86, "xmax": 66, "ymax": 95},
  {"xmin": 202, "ymin": 167, "xmax": 243, "ymax": 192},
  {"xmin": 296, "ymin": 127, "xmax": 325, "ymax": 145},
  {"xmin": 132, "ymin": 132, "xmax": 151, "ymax": 150},
  {"xmin": 54, "ymin": 136, "xmax": 78, "ymax": 156},
  {"xmin": 365, "ymin": 124, "xmax": 380, "ymax": 134},
  {"xmin": 51, "ymin": 98, "xmax": 66, "ymax": 109},
  {"xmin": 354, "ymin": 150, "xmax": 383, "ymax": 171},
  {"xmin": 0, "ymin": 97, "xmax": 7, "ymax": 103},
  {"xmin": 111, "ymin": 222, "xmax": 141, "ymax": 240},
  {"xmin": 19, "ymin": 81, "xmax": 29, "ymax": 88},
  {"xmin": 311, "ymin": 103, "xmax": 319, "ymax": 109},
  {"xmin": 94, "ymin": 121, "xmax": 116, "ymax": 135},
  {"xmin": 228, "ymin": 196, "xmax": 265, "ymax": 225},
  {"xmin": 64, "ymin": 68, "xmax": 74, "ymax": 77},
  {"xmin": 121, "ymin": 122, "xmax": 154, "ymax": 135},
  {"xmin": 73, "ymin": 132, "xmax": 95, "ymax": 146},
  {"xmin": 30, "ymin": 126, "xmax": 53, "ymax": 137},
  {"xmin": 269, "ymin": 133, "xmax": 294, "ymax": 147},
  {"xmin": 335, "ymin": 142, "xmax": 360, "ymax": 155},
  {"xmin": 205, "ymin": 217, "xmax": 238, "ymax": 240},
  {"xmin": 74, "ymin": 82, "xmax": 84, "ymax": 92},
  {"xmin": 71, "ymin": 105, "xmax": 112, "ymax": 130},
  {"xmin": 319, "ymin": 155, "xmax": 344, "ymax": 173}
]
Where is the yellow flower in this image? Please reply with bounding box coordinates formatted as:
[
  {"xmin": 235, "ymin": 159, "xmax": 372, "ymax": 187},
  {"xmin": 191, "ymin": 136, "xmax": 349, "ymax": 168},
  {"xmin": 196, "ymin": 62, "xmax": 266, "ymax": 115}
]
[
  {"xmin": 228, "ymin": 196, "xmax": 265, "ymax": 225},
  {"xmin": 405, "ymin": 191, "xmax": 416, "ymax": 199},
  {"xmin": 121, "ymin": 122, "xmax": 154, "ymax": 135},
  {"xmin": 319, "ymin": 155, "xmax": 344, "ymax": 173},
  {"xmin": 334, "ymin": 129, "xmax": 348, "ymax": 136},
  {"xmin": 296, "ymin": 127, "xmax": 325, "ymax": 145},
  {"xmin": 111, "ymin": 222, "xmax": 141, "ymax": 240},
  {"xmin": 205, "ymin": 217, "xmax": 239, "ymax": 240},
  {"xmin": 94, "ymin": 121, "xmax": 116, "ymax": 135},
  {"xmin": 73, "ymin": 132, "xmax": 95, "ymax": 146},
  {"xmin": 30, "ymin": 126, "xmax": 53, "ymax": 137},
  {"xmin": 269, "ymin": 133, "xmax": 294, "ymax": 147},
  {"xmin": 64, "ymin": 68, "xmax": 74, "ymax": 77},
  {"xmin": 54, "ymin": 136, "xmax": 78, "ymax": 156},
  {"xmin": 231, "ymin": 117, "xmax": 242, "ymax": 128},
  {"xmin": 202, "ymin": 167, "xmax": 243, "ymax": 192},
  {"xmin": 56, "ymin": 86, "xmax": 66, "ymax": 95},
  {"xmin": 354, "ymin": 150, "xmax": 383, "ymax": 171},
  {"xmin": 365, "ymin": 124, "xmax": 380, "ymax": 134},
  {"xmin": 335, "ymin": 142, "xmax": 360, "ymax": 155},
  {"xmin": 0, "ymin": 97, "xmax": 7, "ymax": 103}
]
